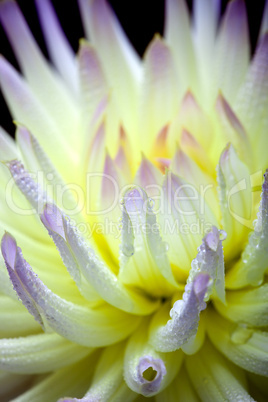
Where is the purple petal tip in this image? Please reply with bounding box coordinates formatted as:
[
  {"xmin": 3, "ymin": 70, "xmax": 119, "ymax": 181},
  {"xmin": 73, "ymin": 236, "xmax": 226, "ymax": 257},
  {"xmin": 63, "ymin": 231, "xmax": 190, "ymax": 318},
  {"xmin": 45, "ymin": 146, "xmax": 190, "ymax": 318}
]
[
  {"xmin": 137, "ymin": 355, "xmax": 166, "ymax": 396},
  {"xmin": 41, "ymin": 203, "xmax": 65, "ymax": 239}
]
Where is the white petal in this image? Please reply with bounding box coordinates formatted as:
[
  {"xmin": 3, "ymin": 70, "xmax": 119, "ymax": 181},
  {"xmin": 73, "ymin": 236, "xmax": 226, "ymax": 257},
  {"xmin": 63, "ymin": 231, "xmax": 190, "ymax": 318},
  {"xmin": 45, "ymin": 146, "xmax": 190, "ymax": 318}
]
[
  {"xmin": 164, "ymin": 0, "xmax": 197, "ymax": 94},
  {"xmin": 35, "ymin": 0, "xmax": 78, "ymax": 94},
  {"xmin": 207, "ymin": 309, "xmax": 268, "ymax": 377},
  {"xmin": 0, "ymin": 1, "xmax": 79, "ymax": 147},
  {"xmin": 213, "ymin": 0, "xmax": 249, "ymax": 102},
  {"xmin": 0, "ymin": 332, "xmax": 91, "ymax": 374},
  {"xmin": 186, "ymin": 339, "xmax": 255, "ymax": 401}
]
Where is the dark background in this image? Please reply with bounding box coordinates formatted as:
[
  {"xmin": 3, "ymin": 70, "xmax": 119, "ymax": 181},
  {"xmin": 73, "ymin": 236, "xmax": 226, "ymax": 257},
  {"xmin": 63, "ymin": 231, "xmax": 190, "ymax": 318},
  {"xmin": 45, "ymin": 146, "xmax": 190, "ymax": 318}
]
[{"xmin": 0, "ymin": 0, "xmax": 266, "ymax": 137}]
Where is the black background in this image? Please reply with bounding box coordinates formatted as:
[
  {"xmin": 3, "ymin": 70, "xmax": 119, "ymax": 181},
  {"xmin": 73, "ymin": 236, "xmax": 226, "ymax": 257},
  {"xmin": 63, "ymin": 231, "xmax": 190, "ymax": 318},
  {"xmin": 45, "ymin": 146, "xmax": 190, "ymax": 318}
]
[{"xmin": 0, "ymin": 0, "xmax": 266, "ymax": 137}]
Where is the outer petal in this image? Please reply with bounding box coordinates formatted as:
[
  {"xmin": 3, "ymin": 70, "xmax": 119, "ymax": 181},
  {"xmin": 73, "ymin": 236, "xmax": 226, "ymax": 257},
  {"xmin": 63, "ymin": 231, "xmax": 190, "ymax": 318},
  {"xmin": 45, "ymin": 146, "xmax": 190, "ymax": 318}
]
[
  {"xmin": 186, "ymin": 339, "xmax": 255, "ymax": 401},
  {"xmin": 1, "ymin": 232, "xmax": 141, "ymax": 347},
  {"xmin": 78, "ymin": 0, "xmax": 141, "ymax": 156},
  {"xmin": 206, "ymin": 309, "xmax": 268, "ymax": 377},
  {"xmin": 0, "ymin": 126, "xmax": 18, "ymax": 161},
  {"xmin": 35, "ymin": 0, "xmax": 78, "ymax": 94},
  {"xmin": 164, "ymin": 0, "xmax": 197, "ymax": 94},
  {"xmin": 140, "ymin": 36, "xmax": 179, "ymax": 153},
  {"xmin": 0, "ymin": 0, "xmax": 79, "ymax": 146},
  {"xmin": 213, "ymin": 0, "xmax": 249, "ymax": 102},
  {"xmin": 0, "ymin": 57, "xmax": 73, "ymax": 175},
  {"xmin": 234, "ymin": 33, "xmax": 268, "ymax": 170},
  {"xmin": 11, "ymin": 355, "xmax": 98, "ymax": 402},
  {"xmin": 0, "ymin": 333, "xmax": 91, "ymax": 374}
]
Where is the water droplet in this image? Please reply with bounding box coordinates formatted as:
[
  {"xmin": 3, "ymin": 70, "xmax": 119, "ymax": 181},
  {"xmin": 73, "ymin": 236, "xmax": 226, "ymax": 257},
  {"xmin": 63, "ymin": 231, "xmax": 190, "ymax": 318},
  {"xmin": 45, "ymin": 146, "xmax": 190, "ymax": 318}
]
[
  {"xmin": 122, "ymin": 244, "xmax": 134, "ymax": 257},
  {"xmin": 219, "ymin": 230, "xmax": 227, "ymax": 241},
  {"xmin": 230, "ymin": 324, "xmax": 253, "ymax": 345},
  {"xmin": 163, "ymin": 241, "xmax": 169, "ymax": 251}
]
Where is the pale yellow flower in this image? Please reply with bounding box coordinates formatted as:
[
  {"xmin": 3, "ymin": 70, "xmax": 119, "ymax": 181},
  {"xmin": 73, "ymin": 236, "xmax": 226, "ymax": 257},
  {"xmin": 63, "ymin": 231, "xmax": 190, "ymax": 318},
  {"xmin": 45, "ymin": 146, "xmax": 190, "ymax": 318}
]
[{"xmin": 0, "ymin": 0, "xmax": 268, "ymax": 401}]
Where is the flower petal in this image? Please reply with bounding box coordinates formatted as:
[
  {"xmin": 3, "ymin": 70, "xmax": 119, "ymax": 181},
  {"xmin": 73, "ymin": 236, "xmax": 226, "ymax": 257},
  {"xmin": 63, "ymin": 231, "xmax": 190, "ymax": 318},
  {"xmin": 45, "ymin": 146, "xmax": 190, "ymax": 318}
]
[
  {"xmin": 225, "ymin": 170, "xmax": 268, "ymax": 288},
  {"xmin": 78, "ymin": 0, "xmax": 141, "ymax": 152},
  {"xmin": 171, "ymin": 148, "xmax": 220, "ymax": 219},
  {"xmin": 13, "ymin": 355, "xmax": 98, "ymax": 402},
  {"xmin": 213, "ymin": 0, "xmax": 249, "ymax": 102},
  {"xmin": 0, "ymin": 0, "xmax": 79, "ymax": 146},
  {"xmin": 124, "ymin": 322, "xmax": 183, "ymax": 397},
  {"xmin": 35, "ymin": 0, "xmax": 78, "ymax": 94},
  {"xmin": 155, "ymin": 363, "xmax": 199, "ymax": 402},
  {"xmin": 40, "ymin": 203, "xmax": 101, "ymax": 305},
  {"xmin": 1, "ymin": 232, "xmax": 44, "ymax": 329},
  {"xmin": 215, "ymin": 94, "xmax": 251, "ymax": 165},
  {"xmin": 140, "ymin": 36, "xmax": 179, "ymax": 153},
  {"xmin": 149, "ymin": 273, "xmax": 210, "ymax": 352},
  {"xmin": 79, "ymin": 343, "xmax": 124, "ymax": 401},
  {"xmin": 234, "ymin": 33, "xmax": 268, "ymax": 171},
  {"xmin": 41, "ymin": 203, "xmax": 159, "ymax": 315},
  {"xmin": 0, "ymin": 126, "xmax": 18, "ymax": 161},
  {"xmin": 206, "ymin": 309, "xmax": 268, "ymax": 377},
  {"xmin": 192, "ymin": 0, "xmax": 220, "ymax": 104},
  {"xmin": 0, "ymin": 56, "xmax": 73, "ymax": 170},
  {"xmin": 214, "ymin": 284, "xmax": 268, "ymax": 327},
  {"xmin": 5, "ymin": 159, "xmax": 49, "ymax": 214},
  {"xmin": 164, "ymin": 0, "xmax": 197, "ymax": 94},
  {"xmin": 1, "ymin": 232, "xmax": 141, "ymax": 347},
  {"xmin": 119, "ymin": 186, "xmax": 178, "ymax": 296},
  {"xmin": 158, "ymin": 171, "xmax": 218, "ymax": 276},
  {"xmin": 217, "ymin": 143, "xmax": 252, "ymax": 260},
  {"xmin": 0, "ymin": 294, "xmax": 40, "ymax": 337},
  {"xmin": 0, "ymin": 332, "xmax": 92, "ymax": 374},
  {"xmin": 259, "ymin": 0, "xmax": 268, "ymax": 40},
  {"xmin": 186, "ymin": 339, "xmax": 255, "ymax": 402}
]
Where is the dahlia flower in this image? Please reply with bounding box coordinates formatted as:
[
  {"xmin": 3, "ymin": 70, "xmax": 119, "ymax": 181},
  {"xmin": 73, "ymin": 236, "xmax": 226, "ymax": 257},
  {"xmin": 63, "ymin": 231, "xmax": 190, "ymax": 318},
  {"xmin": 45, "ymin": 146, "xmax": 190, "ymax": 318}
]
[{"xmin": 0, "ymin": 0, "xmax": 268, "ymax": 400}]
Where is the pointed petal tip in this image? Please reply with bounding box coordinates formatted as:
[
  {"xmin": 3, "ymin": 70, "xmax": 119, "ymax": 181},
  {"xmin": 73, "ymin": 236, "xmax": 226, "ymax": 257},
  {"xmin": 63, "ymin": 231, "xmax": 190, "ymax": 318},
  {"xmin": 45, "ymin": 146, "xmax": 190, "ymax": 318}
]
[
  {"xmin": 1, "ymin": 231, "xmax": 17, "ymax": 268},
  {"xmin": 123, "ymin": 186, "xmax": 145, "ymax": 214},
  {"xmin": 41, "ymin": 203, "xmax": 65, "ymax": 239}
]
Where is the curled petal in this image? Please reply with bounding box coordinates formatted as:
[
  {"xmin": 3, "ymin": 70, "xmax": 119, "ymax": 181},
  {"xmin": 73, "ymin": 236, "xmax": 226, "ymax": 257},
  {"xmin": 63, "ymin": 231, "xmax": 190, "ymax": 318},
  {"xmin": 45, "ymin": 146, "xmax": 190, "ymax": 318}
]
[
  {"xmin": 1, "ymin": 232, "xmax": 44, "ymax": 329},
  {"xmin": 124, "ymin": 323, "xmax": 183, "ymax": 397},
  {"xmin": 1, "ymin": 232, "xmax": 141, "ymax": 347},
  {"xmin": 149, "ymin": 273, "xmax": 210, "ymax": 352}
]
